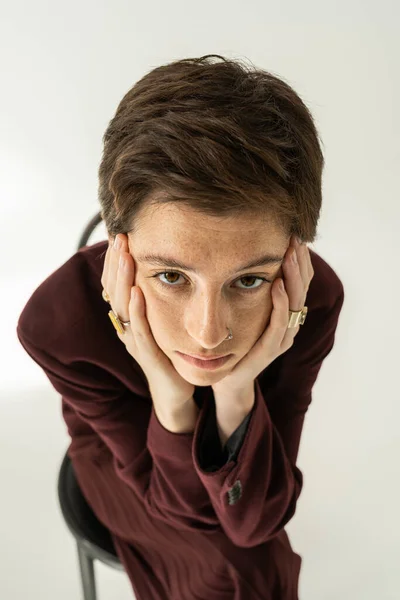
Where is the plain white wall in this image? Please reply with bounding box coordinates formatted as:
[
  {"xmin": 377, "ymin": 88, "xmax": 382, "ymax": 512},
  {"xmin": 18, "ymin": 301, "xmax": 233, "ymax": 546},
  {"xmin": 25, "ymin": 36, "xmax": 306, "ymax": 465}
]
[{"xmin": 1, "ymin": 1, "xmax": 399, "ymax": 599}]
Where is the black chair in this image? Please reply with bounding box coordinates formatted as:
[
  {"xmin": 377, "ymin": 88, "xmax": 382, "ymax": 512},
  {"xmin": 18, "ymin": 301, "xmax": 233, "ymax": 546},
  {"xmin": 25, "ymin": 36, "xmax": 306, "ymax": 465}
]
[{"xmin": 57, "ymin": 213, "xmax": 125, "ymax": 600}]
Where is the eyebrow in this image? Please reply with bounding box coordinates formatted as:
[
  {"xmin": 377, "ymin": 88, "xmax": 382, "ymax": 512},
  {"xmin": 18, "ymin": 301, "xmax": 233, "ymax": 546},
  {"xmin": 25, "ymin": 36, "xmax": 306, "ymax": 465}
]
[{"xmin": 135, "ymin": 252, "xmax": 284, "ymax": 274}]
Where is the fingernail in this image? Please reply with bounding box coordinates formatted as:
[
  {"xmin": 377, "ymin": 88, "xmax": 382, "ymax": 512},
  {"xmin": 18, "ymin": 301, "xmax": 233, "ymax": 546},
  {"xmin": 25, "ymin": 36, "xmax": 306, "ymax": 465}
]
[
  {"xmin": 279, "ymin": 279, "xmax": 285, "ymax": 292},
  {"xmin": 291, "ymin": 249, "xmax": 298, "ymax": 264},
  {"xmin": 114, "ymin": 236, "xmax": 121, "ymax": 250}
]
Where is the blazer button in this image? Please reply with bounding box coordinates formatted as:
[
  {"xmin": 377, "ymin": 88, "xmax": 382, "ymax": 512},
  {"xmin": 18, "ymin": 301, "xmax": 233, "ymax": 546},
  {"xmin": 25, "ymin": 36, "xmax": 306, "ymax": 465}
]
[{"xmin": 227, "ymin": 479, "xmax": 242, "ymax": 505}]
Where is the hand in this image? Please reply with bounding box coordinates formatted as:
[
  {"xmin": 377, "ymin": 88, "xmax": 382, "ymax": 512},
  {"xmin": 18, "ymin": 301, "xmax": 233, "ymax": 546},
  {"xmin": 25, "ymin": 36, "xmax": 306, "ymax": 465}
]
[
  {"xmin": 211, "ymin": 235, "xmax": 315, "ymax": 400},
  {"xmin": 101, "ymin": 234, "xmax": 195, "ymax": 413}
]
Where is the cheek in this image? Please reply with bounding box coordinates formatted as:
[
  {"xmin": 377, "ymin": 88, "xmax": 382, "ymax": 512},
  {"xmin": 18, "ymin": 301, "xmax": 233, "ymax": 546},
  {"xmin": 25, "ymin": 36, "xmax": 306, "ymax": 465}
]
[
  {"xmin": 239, "ymin": 298, "xmax": 273, "ymax": 340},
  {"xmin": 138, "ymin": 285, "xmax": 179, "ymax": 335}
]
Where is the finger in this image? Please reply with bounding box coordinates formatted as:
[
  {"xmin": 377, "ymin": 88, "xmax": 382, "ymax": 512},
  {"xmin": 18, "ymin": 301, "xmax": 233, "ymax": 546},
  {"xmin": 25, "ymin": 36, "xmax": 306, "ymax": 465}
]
[
  {"xmin": 274, "ymin": 278, "xmax": 300, "ymax": 345},
  {"xmin": 128, "ymin": 286, "xmax": 163, "ymax": 364},
  {"xmin": 281, "ymin": 244, "xmax": 304, "ymax": 311},
  {"xmin": 106, "ymin": 235, "xmax": 121, "ymax": 302},
  {"xmin": 304, "ymin": 244, "xmax": 314, "ymax": 280},
  {"xmin": 296, "ymin": 242, "xmax": 314, "ymax": 295},
  {"xmin": 101, "ymin": 240, "xmax": 113, "ymax": 293},
  {"xmin": 267, "ymin": 278, "xmax": 294, "ymax": 347},
  {"xmin": 293, "ymin": 238, "xmax": 309, "ymax": 289},
  {"xmin": 113, "ymin": 234, "xmax": 133, "ymax": 323}
]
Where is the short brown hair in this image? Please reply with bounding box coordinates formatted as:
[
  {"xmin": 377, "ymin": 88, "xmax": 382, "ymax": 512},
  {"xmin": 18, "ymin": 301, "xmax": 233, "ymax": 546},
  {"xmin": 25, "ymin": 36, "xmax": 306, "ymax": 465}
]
[{"xmin": 98, "ymin": 54, "xmax": 324, "ymax": 243}]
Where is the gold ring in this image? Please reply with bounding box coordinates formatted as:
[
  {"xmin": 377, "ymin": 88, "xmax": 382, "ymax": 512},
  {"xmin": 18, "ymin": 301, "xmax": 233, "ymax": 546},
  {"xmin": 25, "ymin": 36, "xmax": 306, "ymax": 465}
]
[
  {"xmin": 108, "ymin": 310, "xmax": 125, "ymax": 335},
  {"xmin": 288, "ymin": 306, "xmax": 308, "ymax": 328}
]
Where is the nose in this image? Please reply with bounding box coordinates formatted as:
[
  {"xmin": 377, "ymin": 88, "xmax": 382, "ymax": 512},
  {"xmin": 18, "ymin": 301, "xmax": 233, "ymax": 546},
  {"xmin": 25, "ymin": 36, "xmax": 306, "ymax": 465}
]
[{"xmin": 185, "ymin": 295, "xmax": 231, "ymax": 349}]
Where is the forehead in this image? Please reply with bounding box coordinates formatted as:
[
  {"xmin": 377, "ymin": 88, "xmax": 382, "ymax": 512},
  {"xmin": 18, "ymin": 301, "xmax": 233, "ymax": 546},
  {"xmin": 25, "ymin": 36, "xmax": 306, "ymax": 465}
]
[{"xmin": 130, "ymin": 202, "xmax": 288, "ymax": 247}]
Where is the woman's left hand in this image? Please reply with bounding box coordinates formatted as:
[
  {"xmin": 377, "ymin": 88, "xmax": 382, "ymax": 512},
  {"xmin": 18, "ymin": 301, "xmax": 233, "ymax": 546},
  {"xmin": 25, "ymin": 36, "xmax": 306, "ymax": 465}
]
[{"xmin": 211, "ymin": 235, "xmax": 314, "ymax": 401}]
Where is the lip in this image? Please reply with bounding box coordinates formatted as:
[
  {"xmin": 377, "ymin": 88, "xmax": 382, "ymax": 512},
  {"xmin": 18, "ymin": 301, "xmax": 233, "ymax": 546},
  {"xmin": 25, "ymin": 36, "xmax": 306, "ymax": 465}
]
[
  {"xmin": 186, "ymin": 353, "xmax": 228, "ymax": 360},
  {"xmin": 177, "ymin": 352, "xmax": 232, "ymax": 370}
]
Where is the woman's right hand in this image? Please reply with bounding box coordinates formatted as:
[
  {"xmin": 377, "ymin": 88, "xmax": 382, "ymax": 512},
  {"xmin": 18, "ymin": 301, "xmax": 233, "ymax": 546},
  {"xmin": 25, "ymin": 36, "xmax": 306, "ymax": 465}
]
[{"xmin": 101, "ymin": 233, "xmax": 195, "ymax": 413}]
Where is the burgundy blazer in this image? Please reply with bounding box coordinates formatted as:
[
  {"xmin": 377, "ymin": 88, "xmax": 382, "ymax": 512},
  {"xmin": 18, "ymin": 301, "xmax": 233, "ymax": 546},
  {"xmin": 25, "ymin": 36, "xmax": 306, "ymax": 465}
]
[{"xmin": 16, "ymin": 240, "xmax": 345, "ymax": 600}]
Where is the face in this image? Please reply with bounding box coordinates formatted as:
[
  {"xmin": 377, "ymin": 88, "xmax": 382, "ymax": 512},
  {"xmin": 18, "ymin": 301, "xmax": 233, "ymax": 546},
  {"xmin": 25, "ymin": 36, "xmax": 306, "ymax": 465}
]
[{"xmin": 127, "ymin": 203, "xmax": 290, "ymax": 386}]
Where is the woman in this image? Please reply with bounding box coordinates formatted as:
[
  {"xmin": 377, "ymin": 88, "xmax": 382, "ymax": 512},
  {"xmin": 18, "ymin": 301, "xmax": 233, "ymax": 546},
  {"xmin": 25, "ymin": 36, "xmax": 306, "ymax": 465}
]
[{"xmin": 17, "ymin": 55, "xmax": 344, "ymax": 599}]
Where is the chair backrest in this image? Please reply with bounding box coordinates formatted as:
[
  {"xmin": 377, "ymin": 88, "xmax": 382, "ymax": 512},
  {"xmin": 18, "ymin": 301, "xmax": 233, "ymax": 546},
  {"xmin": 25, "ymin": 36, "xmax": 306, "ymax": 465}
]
[{"xmin": 77, "ymin": 212, "xmax": 103, "ymax": 251}]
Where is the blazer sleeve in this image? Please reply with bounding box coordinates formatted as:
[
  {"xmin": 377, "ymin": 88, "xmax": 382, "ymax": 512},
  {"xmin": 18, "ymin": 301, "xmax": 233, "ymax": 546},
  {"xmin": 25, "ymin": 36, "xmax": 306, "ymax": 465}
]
[{"xmin": 189, "ymin": 283, "xmax": 345, "ymax": 548}]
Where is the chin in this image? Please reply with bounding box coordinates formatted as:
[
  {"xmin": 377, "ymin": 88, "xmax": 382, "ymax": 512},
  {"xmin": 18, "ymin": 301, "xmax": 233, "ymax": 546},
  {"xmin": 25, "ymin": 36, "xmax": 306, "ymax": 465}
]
[{"xmin": 181, "ymin": 372, "xmax": 228, "ymax": 388}]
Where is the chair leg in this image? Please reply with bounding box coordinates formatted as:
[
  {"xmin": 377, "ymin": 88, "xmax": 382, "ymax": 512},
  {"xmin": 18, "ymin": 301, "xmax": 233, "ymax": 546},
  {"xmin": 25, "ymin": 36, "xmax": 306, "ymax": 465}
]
[{"xmin": 76, "ymin": 541, "xmax": 97, "ymax": 600}]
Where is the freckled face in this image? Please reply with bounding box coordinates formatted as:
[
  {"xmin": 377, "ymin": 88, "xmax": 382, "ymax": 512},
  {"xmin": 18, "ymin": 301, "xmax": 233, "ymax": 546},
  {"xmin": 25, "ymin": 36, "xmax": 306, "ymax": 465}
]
[{"xmin": 127, "ymin": 203, "xmax": 290, "ymax": 385}]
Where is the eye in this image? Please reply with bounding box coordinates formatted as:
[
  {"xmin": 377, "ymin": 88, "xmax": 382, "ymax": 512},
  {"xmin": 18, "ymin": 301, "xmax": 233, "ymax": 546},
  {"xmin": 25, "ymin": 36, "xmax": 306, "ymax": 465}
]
[{"xmin": 150, "ymin": 271, "xmax": 270, "ymax": 293}]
